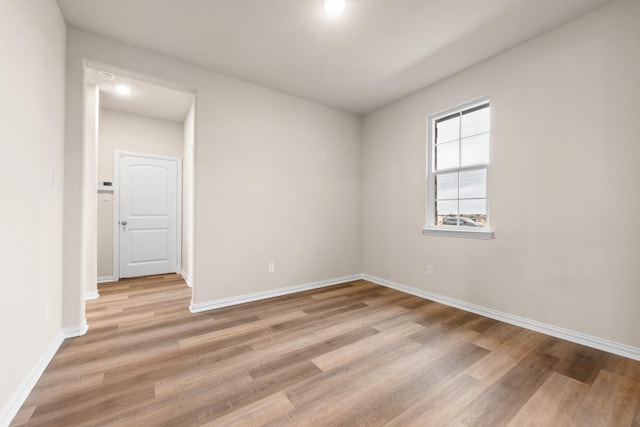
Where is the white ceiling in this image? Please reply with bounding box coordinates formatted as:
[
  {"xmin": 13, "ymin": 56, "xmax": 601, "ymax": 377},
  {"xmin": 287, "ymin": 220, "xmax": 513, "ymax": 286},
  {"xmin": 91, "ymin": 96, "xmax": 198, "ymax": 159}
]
[
  {"xmin": 85, "ymin": 67, "xmax": 194, "ymax": 122},
  {"xmin": 59, "ymin": 0, "xmax": 613, "ymax": 115}
]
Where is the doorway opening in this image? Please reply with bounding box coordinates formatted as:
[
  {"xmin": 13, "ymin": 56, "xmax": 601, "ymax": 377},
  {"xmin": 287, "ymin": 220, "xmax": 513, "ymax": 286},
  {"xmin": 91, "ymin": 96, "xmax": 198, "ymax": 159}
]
[{"xmin": 84, "ymin": 64, "xmax": 196, "ymax": 298}]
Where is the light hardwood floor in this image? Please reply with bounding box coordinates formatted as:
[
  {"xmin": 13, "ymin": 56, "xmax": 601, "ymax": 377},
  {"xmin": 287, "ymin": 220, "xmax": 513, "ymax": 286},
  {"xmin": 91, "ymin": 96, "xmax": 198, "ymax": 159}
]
[{"xmin": 12, "ymin": 274, "xmax": 640, "ymax": 426}]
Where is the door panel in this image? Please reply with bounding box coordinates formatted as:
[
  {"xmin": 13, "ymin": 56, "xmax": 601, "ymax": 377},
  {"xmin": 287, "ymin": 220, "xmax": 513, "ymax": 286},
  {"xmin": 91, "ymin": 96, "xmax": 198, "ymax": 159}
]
[
  {"xmin": 119, "ymin": 154, "xmax": 179, "ymax": 278},
  {"xmin": 129, "ymin": 230, "xmax": 168, "ymax": 263}
]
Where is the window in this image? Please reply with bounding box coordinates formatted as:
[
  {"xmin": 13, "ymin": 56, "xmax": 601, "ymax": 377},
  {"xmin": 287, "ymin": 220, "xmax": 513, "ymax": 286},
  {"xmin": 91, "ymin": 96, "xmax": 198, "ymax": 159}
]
[{"xmin": 424, "ymin": 98, "xmax": 493, "ymax": 239}]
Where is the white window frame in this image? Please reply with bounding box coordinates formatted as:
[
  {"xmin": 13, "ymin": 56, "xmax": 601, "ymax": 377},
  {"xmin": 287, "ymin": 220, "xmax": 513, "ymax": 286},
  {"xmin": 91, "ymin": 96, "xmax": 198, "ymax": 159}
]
[{"xmin": 424, "ymin": 97, "xmax": 494, "ymax": 240}]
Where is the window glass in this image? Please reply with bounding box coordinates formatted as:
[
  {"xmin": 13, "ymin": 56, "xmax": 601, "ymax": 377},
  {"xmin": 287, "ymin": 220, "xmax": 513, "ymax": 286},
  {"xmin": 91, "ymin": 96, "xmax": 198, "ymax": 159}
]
[
  {"xmin": 435, "ymin": 141, "xmax": 459, "ymax": 170},
  {"xmin": 428, "ymin": 100, "xmax": 490, "ymax": 232},
  {"xmin": 460, "ymin": 133, "xmax": 489, "ymax": 167},
  {"xmin": 459, "ymin": 169, "xmax": 486, "ymax": 199},
  {"xmin": 461, "ymin": 107, "xmax": 490, "ymax": 137},
  {"xmin": 435, "ymin": 172, "xmax": 458, "ymax": 200},
  {"xmin": 436, "ymin": 115, "xmax": 460, "ymax": 143}
]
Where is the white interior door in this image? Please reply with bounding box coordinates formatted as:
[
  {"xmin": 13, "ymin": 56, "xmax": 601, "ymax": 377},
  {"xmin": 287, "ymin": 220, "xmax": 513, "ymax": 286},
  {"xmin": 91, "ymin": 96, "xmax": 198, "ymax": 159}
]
[{"xmin": 118, "ymin": 154, "xmax": 180, "ymax": 278}]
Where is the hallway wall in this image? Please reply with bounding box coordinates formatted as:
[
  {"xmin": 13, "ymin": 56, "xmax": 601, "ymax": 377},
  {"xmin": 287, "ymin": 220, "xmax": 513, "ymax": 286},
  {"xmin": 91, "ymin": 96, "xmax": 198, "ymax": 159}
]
[{"xmin": 0, "ymin": 1, "xmax": 67, "ymax": 423}]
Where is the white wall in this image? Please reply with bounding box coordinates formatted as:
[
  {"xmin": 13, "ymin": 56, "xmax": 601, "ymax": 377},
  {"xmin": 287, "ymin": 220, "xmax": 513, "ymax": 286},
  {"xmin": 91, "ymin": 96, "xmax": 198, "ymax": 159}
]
[
  {"xmin": 0, "ymin": 1, "xmax": 66, "ymax": 423},
  {"xmin": 84, "ymin": 84, "xmax": 99, "ymax": 299},
  {"xmin": 63, "ymin": 33, "xmax": 86, "ymax": 331},
  {"xmin": 64, "ymin": 28, "xmax": 362, "ymax": 326},
  {"xmin": 182, "ymin": 103, "xmax": 196, "ymax": 285},
  {"xmin": 362, "ymin": 0, "xmax": 640, "ymax": 349},
  {"xmin": 97, "ymin": 109, "xmax": 185, "ymax": 279}
]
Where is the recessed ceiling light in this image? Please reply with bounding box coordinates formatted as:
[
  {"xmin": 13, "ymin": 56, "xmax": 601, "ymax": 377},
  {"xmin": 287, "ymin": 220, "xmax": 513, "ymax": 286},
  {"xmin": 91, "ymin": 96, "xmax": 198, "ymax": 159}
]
[
  {"xmin": 115, "ymin": 85, "xmax": 131, "ymax": 96},
  {"xmin": 324, "ymin": 0, "xmax": 346, "ymax": 15},
  {"xmin": 98, "ymin": 71, "xmax": 115, "ymax": 81}
]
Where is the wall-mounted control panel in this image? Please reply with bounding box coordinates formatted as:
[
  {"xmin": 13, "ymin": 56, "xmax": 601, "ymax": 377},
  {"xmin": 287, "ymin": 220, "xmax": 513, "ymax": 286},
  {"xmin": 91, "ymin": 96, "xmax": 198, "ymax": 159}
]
[{"xmin": 98, "ymin": 180, "xmax": 114, "ymax": 192}]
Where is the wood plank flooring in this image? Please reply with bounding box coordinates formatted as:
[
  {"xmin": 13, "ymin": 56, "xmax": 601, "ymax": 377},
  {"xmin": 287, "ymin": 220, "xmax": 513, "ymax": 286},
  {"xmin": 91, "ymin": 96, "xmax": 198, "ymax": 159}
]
[{"xmin": 12, "ymin": 274, "xmax": 640, "ymax": 426}]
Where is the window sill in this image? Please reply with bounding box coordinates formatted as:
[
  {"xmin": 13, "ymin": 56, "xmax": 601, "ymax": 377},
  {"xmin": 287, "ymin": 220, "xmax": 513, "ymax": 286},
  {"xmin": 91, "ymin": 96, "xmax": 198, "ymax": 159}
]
[{"xmin": 422, "ymin": 228, "xmax": 494, "ymax": 240}]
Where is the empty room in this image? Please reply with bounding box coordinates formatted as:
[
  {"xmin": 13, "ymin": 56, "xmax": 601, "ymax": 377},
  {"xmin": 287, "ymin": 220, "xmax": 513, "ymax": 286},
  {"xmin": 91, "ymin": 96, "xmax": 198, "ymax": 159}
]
[{"xmin": 1, "ymin": 0, "xmax": 639, "ymax": 425}]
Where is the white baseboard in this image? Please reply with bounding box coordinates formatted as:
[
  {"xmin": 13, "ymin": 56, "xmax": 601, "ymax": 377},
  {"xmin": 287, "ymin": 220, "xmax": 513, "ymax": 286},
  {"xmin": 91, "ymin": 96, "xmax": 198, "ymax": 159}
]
[
  {"xmin": 85, "ymin": 290, "xmax": 100, "ymax": 300},
  {"xmin": 181, "ymin": 270, "xmax": 193, "ymax": 288},
  {"xmin": 189, "ymin": 274, "xmax": 361, "ymax": 313},
  {"xmin": 0, "ymin": 319, "xmax": 89, "ymax": 426},
  {"xmin": 97, "ymin": 276, "xmax": 114, "ymax": 284},
  {"xmin": 62, "ymin": 319, "xmax": 89, "ymax": 339},
  {"xmin": 0, "ymin": 331, "xmax": 63, "ymax": 427},
  {"xmin": 362, "ymin": 274, "xmax": 640, "ymax": 362}
]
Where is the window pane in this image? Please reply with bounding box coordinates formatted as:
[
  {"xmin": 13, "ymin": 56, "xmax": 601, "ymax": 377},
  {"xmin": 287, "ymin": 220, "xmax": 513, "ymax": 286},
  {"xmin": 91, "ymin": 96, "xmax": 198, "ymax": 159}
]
[
  {"xmin": 459, "ymin": 169, "xmax": 486, "ymax": 199},
  {"xmin": 429, "ymin": 100, "xmax": 490, "ymax": 231},
  {"xmin": 436, "ymin": 200, "xmax": 457, "ymax": 226},
  {"xmin": 435, "ymin": 172, "xmax": 458, "ymax": 200},
  {"xmin": 435, "ymin": 141, "xmax": 459, "ymax": 170},
  {"xmin": 459, "ymin": 199, "xmax": 486, "ymax": 227},
  {"xmin": 461, "ymin": 106, "xmax": 489, "ymax": 138},
  {"xmin": 461, "ymin": 133, "xmax": 489, "ymax": 167},
  {"xmin": 435, "ymin": 115, "xmax": 459, "ymax": 144}
]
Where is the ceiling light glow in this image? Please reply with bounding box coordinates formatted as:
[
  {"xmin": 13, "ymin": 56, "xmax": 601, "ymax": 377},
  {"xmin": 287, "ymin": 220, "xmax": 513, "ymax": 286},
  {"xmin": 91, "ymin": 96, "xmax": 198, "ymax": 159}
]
[
  {"xmin": 324, "ymin": 0, "xmax": 346, "ymax": 15},
  {"xmin": 115, "ymin": 85, "xmax": 131, "ymax": 96}
]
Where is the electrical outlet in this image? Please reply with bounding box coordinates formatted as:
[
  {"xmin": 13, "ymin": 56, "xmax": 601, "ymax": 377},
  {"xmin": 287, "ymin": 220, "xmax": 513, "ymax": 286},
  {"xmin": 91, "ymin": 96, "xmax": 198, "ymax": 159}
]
[
  {"xmin": 427, "ymin": 265, "xmax": 433, "ymax": 276},
  {"xmin": 268, "ymin": 262, "xmax": 275, "ymax": 273}
]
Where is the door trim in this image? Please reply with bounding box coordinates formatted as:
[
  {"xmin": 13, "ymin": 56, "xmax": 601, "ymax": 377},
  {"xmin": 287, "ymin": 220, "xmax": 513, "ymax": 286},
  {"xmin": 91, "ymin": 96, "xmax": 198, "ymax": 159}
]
[{"xmin": 113, "ymin": 151, "xmax": 182, "ymax": 281}]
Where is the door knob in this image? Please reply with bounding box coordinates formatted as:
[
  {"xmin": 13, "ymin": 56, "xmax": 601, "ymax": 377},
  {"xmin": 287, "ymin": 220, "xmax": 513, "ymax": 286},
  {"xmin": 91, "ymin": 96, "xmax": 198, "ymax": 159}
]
[{"xmin": 121, "ymin": 221, "xmax": 127, "ymax": 226}]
